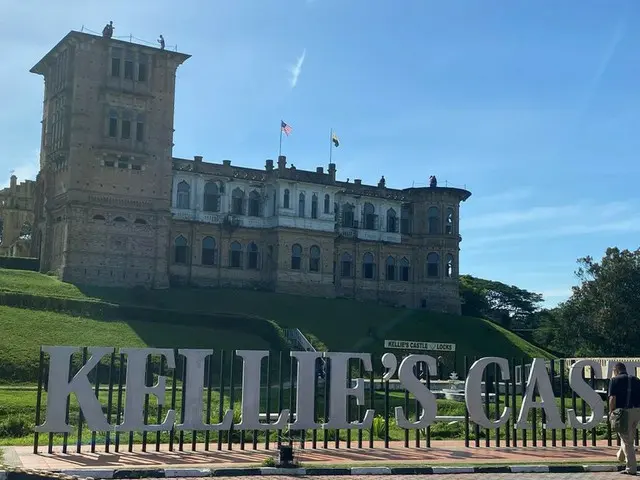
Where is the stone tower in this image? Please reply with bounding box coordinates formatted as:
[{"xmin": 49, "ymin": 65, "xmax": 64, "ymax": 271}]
[{"xmin": 30, "ymin": 31, "xmax": 190, "ymax": 287}]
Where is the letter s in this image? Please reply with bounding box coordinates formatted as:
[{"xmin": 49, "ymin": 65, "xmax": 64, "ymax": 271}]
[{"xmin": 395, "ymin": 355, "xmax": 437, "ymax": 429}]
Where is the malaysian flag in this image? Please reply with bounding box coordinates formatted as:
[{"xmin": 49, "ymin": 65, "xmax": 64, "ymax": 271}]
[{"xmin": 281, "ymin": 120, "xmax": 293, "ymax": 136}]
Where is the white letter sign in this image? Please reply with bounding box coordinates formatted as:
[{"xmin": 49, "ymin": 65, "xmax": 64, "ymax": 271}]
[{"xmin": 465, "ymin": 357, "xmax": 511, "ymax": 429}]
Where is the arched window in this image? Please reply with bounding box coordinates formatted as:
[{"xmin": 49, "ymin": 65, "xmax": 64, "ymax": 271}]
[
  {"xmin": 446, "ymin": 207, "xmax": 454, "ymax": 234},
  {"xmin": 427, "ymin": 252, "xmax": 440, "ymax": 277},
  {"xmin": 202, "ymin": 236, "xmax": 216, "ymax": 266},
  {"xmin": 92, "ymin": 214, "xmax": 105, "ymax": 221},
  {"xmin": 363, "ymin": 252, "xmax": 376, "ymax": 279},
  {"xmin": 231, "ymin": 188, "xmax": 245, "ymax": 215},
  {"xmin": 291, "ymin": 244, "xmax": 302, "ymax": 270},
  {"xmin": 203, "ymin": 182, "xmax": 220, "ymax": 212},
  {"xmin": 248, "ymin": 191, "xmax": 261, "ymax": 217},
  {"xmin": 298, "ymin": 192, "xmax": 305, "ymax": 217},
  {"xmin": 386, "ymin": 208, "xmax": 397, "ymax": 233},
  {"xmin": 230, "ymin": 241, "xmax": 243, "ymax": 268},
  {"xmin": 311, "ymin": 194, "xmax": 318, "ymax": 219},
  {"xmin": 309, "ymin": 245, "xmax": 321, "ymax": 272},
  {"xmin": 134, "ymin": 218, "xmax": 147, "ymax": 225},
  {"xmin": 363, "ymin": 203, "xmax": 376, "ymax": 230},
  {"xmin": 386, "ymin": 256, "xmax": 396, "ymax": 281},
  {"xmin": 446, "ymin": 253, "xmax": 454, "ymax": 278},
  {"xmin": 176, "ymin": 181, "xmax": 190, "ymax": 209},
  {"xmin": 428, "ymin": 206, "xmax": 440, "ymax": 234},
  {"xmin": 174, "ymin": 235, "xmax": 188, "ymax": 264},
  {"xmin": 108, "ymin": 109, "xmax": 118, "ymax": 137},
  {"xmin": 324, "ymin": 194, "xmax": 331, "ymax": 214},
  {"xmin": 114, "ymin": 216, "xmax": 127, "ymax": 223},
  {"xmin": 342, "ymin": 203, "xmax": 354, "ymax": 227},
  {"xmin": 283, "ymin": 189, "xmax": 290, "ymax": 209},
  {"xmin": 340, "ymin": 252, "xmax": 353, "ymax": 277},
  {"xmin": 247, "ymin": 242, "xmax": 259, "ymax": 269},
  {"xmin": 399, "ymin": 257, "xmax": 410, "ymax": 282}
]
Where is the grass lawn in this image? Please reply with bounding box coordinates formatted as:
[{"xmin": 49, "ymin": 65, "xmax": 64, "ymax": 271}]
[
  {"xmin": 0, "ymin": 269, "xmax": 551, "ymax": 365},
  {"xmin": 0, "ymin": 305, "xmax": 271, "ymax": 384}
]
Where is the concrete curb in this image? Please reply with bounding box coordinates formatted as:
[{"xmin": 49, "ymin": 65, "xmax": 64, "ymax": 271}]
[{"xmin": 0, "ymin": 464, "xmax": 626, "ymax": 478}]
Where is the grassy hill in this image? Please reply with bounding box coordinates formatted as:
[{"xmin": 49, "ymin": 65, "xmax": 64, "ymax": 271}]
[{"xmin": 0, "ymin": 269, "xmax": 551, "ymax": 383}]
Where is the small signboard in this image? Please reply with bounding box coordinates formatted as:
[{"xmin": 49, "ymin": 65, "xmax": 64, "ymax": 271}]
[{"xmin": 384, "ymin": 339, "xmax": 456, "ymax": 352}]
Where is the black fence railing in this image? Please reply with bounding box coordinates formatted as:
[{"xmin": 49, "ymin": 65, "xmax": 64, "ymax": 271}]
[{"xmin": 31, "ymin": 350, "xmax": 628, "ymax": 455}]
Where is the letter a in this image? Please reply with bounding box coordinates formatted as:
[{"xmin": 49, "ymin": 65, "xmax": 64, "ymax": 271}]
[{"xmin": 516, "ymin": 358, "xmax": 564, "ymax": 430}]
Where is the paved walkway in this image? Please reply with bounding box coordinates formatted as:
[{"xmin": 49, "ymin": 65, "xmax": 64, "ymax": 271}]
[
  {"xmin": 0, "ymin": 440, "xmax": 626, "ymax": 471},
  {"xmin": 163, "ymin": 476, "xmax": 629, "ymax": 480}
]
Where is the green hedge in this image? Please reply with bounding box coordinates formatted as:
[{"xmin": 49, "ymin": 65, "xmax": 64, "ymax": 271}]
[
  {"xmin": 0, "ymin": 257, "xmax": 39, "ymax": 271},
  {"xmin": 0, "ymin": 291, "xmax": 290, "ymax": 352}
]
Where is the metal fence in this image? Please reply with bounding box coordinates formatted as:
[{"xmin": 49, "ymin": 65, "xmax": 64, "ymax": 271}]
[{"xmin": 31, "ymin": 349, "xmax": 630, "ymax": 455}]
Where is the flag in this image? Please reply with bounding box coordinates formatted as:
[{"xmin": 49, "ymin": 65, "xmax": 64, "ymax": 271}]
[
  {"xmin": 332, "ymin": 132, "xmax": 340, "ymax": 148},
  {"xmin": 281, "ymin": 121, "xmax": 293, "ymax": 136}
]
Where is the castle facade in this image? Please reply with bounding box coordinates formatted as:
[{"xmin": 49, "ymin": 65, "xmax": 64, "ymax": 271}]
[{"xmin": 25, "ymin": 31, "xmax": 471, "ymax": 313}]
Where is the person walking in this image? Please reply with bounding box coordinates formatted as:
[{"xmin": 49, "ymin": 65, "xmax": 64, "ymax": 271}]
[{"xmin": 609, "ymin": 362, "xmax": 640, "ymax": 475}]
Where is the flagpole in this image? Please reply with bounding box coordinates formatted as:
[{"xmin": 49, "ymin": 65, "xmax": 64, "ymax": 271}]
[
  {"xmin": 329, "ymin": 128, "xmax": 333, "ymax": 163},
  {"xmin": 278, "ymin": 122, "xmax": 283, "ymax": 157}
]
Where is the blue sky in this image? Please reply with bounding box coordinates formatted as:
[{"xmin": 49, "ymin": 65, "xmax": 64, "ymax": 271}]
[{"xmin": 2, "ymin": 0, "xmax": 639, "ymax": 307}]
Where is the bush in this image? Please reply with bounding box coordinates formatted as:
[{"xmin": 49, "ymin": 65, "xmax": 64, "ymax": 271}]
[
  {"xmin": 0, "ymin": 258, "xmax": 39, "ymax": 271},
  {"xmin": 0, "ymin": 416, "xmax": 34, "ymax": 438}
]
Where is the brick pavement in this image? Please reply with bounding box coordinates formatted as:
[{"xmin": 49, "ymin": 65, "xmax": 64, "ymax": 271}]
[
  {"xmin": 8, "ymin": 440, "xmax": 626, "ymax": 470},
  {"xmin": 155, "ymin": 475, "xmax": 629, "ymax": 479}
]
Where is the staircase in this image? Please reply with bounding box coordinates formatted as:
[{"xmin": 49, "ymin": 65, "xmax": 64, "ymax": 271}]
[{"xmin": 284, "ymin": 328, "xmax": 327, "ymax": 379}]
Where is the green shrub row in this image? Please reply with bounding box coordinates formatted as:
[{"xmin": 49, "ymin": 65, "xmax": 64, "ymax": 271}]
[
  {"xmin": 0, "ymin": 257, "xmax": 39, "ymax": 271},
  {"xmin": 0, "ymin": 291, "xmax": 290, "ymax": 352}
]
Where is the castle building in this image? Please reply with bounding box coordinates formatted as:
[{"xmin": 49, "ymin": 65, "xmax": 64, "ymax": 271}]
[{"xmin": 27, "ymin": 30, "xmax": 471, "ymax": 313}]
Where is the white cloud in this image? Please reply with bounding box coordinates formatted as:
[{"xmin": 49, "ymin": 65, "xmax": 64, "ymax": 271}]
[
  {"xmin": 464, "ymin": 200, "xmax": 636, "ymax": 231},
  {"xmin": 2, "ymin": 151, "xmax": 39, "ymax": 188},
  {"xmin": 289, "ymin": 49, "xmax": 306, "ymax": 88}
]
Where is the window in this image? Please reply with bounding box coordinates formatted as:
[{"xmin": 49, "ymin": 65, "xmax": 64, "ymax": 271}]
[
  {"xmin": 248, "ymin": 191, "xmax": 261, "ymax": 217},
  {"xmin": 386, "ymin": 256, "xmax": 396, "ymax": 281},
  {"xmin": 108, "ymin": 111, "xmax": 118, "ymax": 138},
  {"xmin": 232, "ymin": 188, "xmax": 244, "ymax": 215},
  {"xmin": 427, "ymin": 252, "xmax": 440, "ymax": 277},
  {"xmin": 387, "ymin": 208, "xmax": 397, "ymax": 233},
  {"xmin": 203, "ymin": 182, "xmax": 220, "ymax": 212},
  {"xmin": 428, "ymin": 207, "xmax": 440, "ymax": 234},
  {"xmin": 174, "ymin": 236, "xmax": 188, "ymax": 264},
  {"xmin": 401, "ymin": 204, "xmax": 412, "ymax": 235},
  {"xmin": 111, "ymin": 50, "xmax": 121, "ymax": 77},
  {"xmin": 124, "ymin": 60, "xmax": 134, "ymax": 80},
  {"xmin": 342, "ymin": 204, "xmax": 354, "ymax": 227},
  {"xmin": 92, "ymin": 214, "xmax": 105, "ymax": 221},
  {"xmin": 399, "ymin": 257, "xmax": 410, "ymax": 282},
  {"xmin": 311, "ymin": 194, "xmax": 318, "ymax": 219},
  {"xmin": 202, "ymin": 236, "xmax": 216, "ymax": 266},
  {"xmin": 176, "ymin": 181, "xmax": 190, "ymax": 209},
  {"xmin": 247, "ymin": 243, "xmax": 259, "ymax": 269},
  {"xmin": 446, "ymin": 253, "xmax": 454, "ymax": 278},
  {"xmin": 340, "ymin": 252, "xmax": 353, "ymax": 277},
  {"xmin": 114, "ymin": 216, "xmax": 127, "ymax": 223},
  {"xmin": 324, "ymin": 194, "xmax": 330, "ymax": 214},
  {"xmin": 283, "ymin": 189, "xmax": 290, "ymax": 209},
  {"xmin": 363, "ymin": 252, "xmax": 376, "ymax": 279},
  {"xmin": 291, "ymin": 244, "xmax": 302, "ymax": 270},
  {"xmin": 121, "ymin": 119, "xmax": 131, "ymax": 139},
  {"xmin": 118, "ymin": 160, "xmax": 128, "ymax": 169},
  {"xmin": 230, "ymin": 241, "xmax": 242, "ymax": 268},
  {"xmin": 309, "ymin": 245, "xmax": 321, "ymax": 272},
  {"xmin": 134, "ymin": 218, "xmax": 147, "ymax": 224},
  {"xmin": 446, "ymin": 207, "xmax": 454, "ymax": 234},
  {"xmin": 298, "ymin": 192, "xmax": 305, "ymax": 217},
  {"xmin": 363, "ymin": 203, "xmax": 376, "ymax": 230},
  {"xmin": 138, "ymin": 56, "xmax": 148, "ymax": 82},
  {"xmin": 136, "ymin": 122, "xmax": 144, "ymax": 142}
]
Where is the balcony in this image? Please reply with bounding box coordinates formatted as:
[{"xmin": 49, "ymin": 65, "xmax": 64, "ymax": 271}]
[{"xmin": 337, "ymin": 217, "xmax": 402, "ymax": 244}]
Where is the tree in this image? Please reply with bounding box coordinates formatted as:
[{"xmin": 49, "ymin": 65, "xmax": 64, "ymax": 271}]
[
  {"xmin": 542, "ymin": 248, "xmax": 640, "ymax": 356},
  {"xmin": 460, "ymin": 275, "xmax": 544, "ymax": 329}
]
